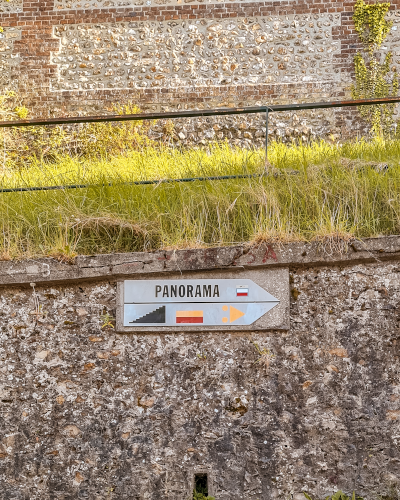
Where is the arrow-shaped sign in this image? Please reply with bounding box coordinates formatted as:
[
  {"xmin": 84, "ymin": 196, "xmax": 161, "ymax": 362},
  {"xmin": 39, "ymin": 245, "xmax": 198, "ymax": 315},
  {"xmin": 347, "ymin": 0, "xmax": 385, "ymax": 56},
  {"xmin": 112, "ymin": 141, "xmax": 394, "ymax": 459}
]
[{"xmin": 123, "ymin": 279, "xmax": 279, "ymax": 327}]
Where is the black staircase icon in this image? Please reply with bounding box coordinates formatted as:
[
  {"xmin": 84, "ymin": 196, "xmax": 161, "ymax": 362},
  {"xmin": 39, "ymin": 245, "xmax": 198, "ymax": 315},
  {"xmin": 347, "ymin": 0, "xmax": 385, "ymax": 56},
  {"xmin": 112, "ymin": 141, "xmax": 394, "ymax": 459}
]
[{"xmin": 130, "ymin": 306, "xmax": 166, "ymax": 324}]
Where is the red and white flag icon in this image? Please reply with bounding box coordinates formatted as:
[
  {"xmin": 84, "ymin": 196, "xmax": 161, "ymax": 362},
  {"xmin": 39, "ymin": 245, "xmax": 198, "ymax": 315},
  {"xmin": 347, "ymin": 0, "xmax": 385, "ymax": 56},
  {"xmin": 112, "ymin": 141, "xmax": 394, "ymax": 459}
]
[{"xmin": 236, "ymin": 286, "xmax": 248, "ymax": 297}]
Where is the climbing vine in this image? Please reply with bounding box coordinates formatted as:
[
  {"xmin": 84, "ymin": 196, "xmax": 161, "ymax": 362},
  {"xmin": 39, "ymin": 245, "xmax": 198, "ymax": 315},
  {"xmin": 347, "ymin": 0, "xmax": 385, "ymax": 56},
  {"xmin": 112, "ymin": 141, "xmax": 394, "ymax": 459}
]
[{"xmin": 351, "ymin": 0, "xmax": 399, "ymax": 136}]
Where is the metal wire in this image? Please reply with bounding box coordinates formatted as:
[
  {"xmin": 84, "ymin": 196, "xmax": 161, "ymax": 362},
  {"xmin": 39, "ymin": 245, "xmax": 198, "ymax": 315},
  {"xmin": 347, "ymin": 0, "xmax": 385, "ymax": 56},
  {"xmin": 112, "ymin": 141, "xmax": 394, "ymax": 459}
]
[
  {"xmin": 0, "ymin": 97, "xmax": 399, "ymax": 128},
  {"xmin": 0, "ymin": 174, "xmax": 263, "ymax": 194}
]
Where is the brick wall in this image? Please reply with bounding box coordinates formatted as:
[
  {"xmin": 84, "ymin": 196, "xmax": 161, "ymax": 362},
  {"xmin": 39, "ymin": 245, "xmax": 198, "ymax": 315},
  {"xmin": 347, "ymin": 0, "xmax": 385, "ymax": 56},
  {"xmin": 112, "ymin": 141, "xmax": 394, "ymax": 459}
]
[{"xmin": 1, "ymin": 0, "xmax": 400, "ymax": 139}]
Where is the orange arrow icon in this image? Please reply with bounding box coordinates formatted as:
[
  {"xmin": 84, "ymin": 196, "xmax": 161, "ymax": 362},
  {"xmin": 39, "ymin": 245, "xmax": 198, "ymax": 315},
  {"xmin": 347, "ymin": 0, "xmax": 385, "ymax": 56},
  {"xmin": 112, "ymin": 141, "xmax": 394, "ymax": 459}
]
[{"xmin": 229, "ymin": 305, "xmax": 245, "ymax": 323}]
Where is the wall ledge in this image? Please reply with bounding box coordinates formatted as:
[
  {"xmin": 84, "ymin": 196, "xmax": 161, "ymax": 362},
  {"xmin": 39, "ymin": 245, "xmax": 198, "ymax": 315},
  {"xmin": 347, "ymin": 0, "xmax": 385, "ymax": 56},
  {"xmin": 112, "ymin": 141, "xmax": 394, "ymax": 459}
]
[{"xmin": 1, "ymin": 235, "xmax": 400, "ymax": 287}]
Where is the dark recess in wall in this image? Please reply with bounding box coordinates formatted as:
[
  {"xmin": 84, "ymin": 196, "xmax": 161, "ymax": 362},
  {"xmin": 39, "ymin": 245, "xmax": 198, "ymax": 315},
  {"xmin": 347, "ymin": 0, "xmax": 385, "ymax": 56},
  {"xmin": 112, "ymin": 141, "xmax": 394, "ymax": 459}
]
[{"xmin": 195, "ymin": 474, "xmax": 208, "ymax": 496}]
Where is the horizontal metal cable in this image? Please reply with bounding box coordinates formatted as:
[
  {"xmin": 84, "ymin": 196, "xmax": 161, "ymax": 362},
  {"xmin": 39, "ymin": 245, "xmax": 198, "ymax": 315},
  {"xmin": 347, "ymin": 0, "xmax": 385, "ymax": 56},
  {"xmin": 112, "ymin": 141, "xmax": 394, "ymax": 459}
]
[
  {"xmin": 0, "ymin": 173, "xmax": 262, "ymax": 194},
  {"xmin": 0, "ymin": 97, "xmax": 399, "ymax": 128}
]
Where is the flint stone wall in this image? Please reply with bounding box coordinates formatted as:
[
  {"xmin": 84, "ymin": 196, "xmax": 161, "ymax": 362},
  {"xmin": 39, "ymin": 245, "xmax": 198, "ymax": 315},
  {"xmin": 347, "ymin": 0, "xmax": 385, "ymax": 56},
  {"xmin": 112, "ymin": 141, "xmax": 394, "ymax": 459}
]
[
  {"xmin": 51, "ymin": 15, "xmax": 341, "ymax": 92},
  {"xmin": 48, "ymin": 13, "xmax": 343, "ymax": 143},
  {"xmin": 0, "ymin": 27, "xmax": 21, "ymax": 89},
  {"xmin": 2, "ymin": 237, "xmax": 400, "ymax": 499},
  {"xmin": 0, "ymin": 0, "xmax": 22, "ymax": 13},
  {"xmin": 1, "ymin": 0, "xmax": 400, "ymax": 141}
]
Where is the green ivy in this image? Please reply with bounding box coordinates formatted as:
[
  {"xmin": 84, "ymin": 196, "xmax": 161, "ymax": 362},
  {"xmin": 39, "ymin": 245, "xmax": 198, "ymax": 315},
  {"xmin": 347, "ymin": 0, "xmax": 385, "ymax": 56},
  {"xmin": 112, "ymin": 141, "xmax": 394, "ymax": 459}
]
[
  {"xmin": 353, "ymin": 0, "xmax": 392, "ymax": 55},
  {"xmin": 192, "ymin": 491, "xmax": 215, "ymax": 500},
  {"xmin": 351, "ymin": 0, "xmax": 399, "ymax": 136}
]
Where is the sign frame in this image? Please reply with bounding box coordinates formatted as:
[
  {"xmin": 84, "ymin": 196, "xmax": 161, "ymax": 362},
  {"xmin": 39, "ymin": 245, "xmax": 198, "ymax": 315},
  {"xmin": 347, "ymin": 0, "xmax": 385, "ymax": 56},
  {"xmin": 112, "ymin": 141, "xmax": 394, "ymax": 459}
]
[{"xmin": 115, "ymin": 268, "xmax": 289, "ymax": 333}]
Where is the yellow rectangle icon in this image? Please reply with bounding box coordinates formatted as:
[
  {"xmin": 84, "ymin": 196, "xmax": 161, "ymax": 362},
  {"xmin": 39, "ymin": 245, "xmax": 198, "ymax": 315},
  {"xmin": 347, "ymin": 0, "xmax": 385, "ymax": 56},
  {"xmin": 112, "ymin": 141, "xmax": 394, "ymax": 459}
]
[{"xmin": 176, "ymin": 311, "xmax": 203, "ymax": 317}]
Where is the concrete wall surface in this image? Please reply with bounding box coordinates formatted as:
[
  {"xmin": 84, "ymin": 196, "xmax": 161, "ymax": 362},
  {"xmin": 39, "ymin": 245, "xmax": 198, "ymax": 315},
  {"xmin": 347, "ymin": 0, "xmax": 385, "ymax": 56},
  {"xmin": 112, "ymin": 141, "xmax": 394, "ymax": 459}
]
[{"xmin": 1, "ymin": 237, "xmax": 400, "ymax": 498}]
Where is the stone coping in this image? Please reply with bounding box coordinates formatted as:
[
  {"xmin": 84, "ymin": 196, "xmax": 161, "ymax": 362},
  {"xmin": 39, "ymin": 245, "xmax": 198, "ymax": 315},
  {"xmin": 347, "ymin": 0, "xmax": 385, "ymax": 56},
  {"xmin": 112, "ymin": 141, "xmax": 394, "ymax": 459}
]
[{"xmin": 1, "ymin": 235, "xmax": 400, "ymax": 287}]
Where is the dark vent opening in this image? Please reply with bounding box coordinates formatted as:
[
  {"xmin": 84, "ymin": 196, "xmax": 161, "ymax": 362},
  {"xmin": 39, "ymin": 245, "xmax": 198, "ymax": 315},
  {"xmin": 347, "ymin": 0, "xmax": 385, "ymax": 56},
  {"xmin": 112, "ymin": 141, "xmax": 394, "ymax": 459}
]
[{"xmin": 194, "ymin": 473, "xmax": 208, "ymax": 495}]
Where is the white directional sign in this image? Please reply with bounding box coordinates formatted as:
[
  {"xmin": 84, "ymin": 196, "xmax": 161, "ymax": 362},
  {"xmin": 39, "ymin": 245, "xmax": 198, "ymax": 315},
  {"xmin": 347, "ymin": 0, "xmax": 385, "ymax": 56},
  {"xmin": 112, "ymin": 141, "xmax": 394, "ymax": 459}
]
[{"xmin": 122, "ymin": 279, "xmax": 279, "ymax": 327}]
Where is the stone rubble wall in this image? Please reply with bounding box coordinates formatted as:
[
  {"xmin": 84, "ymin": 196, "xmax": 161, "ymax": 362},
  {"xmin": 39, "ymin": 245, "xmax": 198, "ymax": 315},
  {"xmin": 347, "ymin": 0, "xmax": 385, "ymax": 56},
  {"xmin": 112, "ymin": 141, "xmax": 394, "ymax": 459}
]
[
  {"xmin": 146, "ymin": 108, "xmax": 337, "ymax": 147},
  {"xmin": 0, "ymin": 27, "xmax": 21, "ymax": 89},
  {"xmin": 51, "ymin": 14, "xmax": 341, "ymax": 92},
  {"xmin": 1, "ymin": 238, "xmax": 400, "ymax": 499},
  {"xmin": 0, "ymin": 0, "xmax": 22, "ymax": 13}
]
